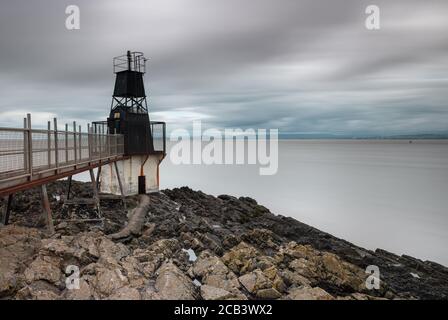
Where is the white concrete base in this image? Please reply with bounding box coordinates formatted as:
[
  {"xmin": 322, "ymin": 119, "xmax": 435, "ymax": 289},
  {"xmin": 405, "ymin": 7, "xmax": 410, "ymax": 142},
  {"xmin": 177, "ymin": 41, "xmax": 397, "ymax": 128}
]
[{"xmin": 100, "ymin": 155, "xmax": 162, "ymax": 196}]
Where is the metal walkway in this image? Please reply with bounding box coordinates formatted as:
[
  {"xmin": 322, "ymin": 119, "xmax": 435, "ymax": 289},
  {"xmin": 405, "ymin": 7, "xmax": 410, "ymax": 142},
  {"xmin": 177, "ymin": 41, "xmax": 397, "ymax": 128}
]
[
  {"xmin": 0, "ymin": 114, "xmax": 127, "ymax": 197},
  {"xmin": 0, "ymin": 114, "xmax": 166, "ymax": 230}
]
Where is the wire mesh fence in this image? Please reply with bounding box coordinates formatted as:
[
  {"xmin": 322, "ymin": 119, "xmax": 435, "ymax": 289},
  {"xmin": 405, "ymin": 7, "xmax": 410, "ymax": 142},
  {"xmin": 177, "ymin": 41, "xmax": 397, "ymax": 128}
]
[
  {"xmin": 0, "ymin": 123, "xmax": 124, "ymax": 182},
  {"xmin": 0, "ymin": 129, "xmax": 26, "ymax": 176}
]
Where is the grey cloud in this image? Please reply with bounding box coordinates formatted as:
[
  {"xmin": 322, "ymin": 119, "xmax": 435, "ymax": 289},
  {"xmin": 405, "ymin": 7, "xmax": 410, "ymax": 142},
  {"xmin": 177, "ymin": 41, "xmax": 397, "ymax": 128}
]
[{"xmin": 0, "ymin": 0, "xmax": 447, "ymax": 135}]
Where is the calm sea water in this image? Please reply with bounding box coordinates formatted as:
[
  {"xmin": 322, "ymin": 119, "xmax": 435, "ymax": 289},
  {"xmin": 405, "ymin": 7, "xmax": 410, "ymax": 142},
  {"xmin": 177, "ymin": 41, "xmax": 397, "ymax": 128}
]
[
  {"xmin": 76, "ymin": 140, "xmax": 448, "ymax": 265},
  {"xmin": 159, "ymin": 140, "xmax": 448, "ymax": 266}
]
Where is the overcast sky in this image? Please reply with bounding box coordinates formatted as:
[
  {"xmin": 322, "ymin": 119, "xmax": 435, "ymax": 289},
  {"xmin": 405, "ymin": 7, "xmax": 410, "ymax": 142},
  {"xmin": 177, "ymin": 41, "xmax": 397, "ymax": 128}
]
[{"xmin": 0, "ymin": 0, "xmax": 447, "ymax": 136}]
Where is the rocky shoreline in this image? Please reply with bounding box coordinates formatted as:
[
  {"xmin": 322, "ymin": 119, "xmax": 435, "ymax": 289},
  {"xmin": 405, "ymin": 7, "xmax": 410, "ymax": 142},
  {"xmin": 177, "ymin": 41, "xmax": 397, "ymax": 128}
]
[{"xmin": 1, "ymin": 181, "xmax": 447, "ymax": 300}]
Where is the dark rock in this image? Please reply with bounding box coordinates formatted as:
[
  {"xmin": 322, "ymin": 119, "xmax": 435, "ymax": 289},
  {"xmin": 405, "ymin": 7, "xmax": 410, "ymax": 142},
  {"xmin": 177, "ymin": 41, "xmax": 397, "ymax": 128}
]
[{"xmin": 1, "ymin": 182, "xmax": 448, "ymax": 300}]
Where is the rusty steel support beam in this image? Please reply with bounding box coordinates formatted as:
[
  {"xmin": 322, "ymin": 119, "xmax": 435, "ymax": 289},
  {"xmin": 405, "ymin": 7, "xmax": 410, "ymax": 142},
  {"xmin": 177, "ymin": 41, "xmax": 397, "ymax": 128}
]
[
  {"xmin": 1, "ymin": 194, "xmax": 13, "ymax": 225},
  {"xmin": 96, "ymin": 166, "xmax": 102, "ymax": 191},
  {"xmin": 40, "ymin": 185, "xmax": 55, "ymax": 234},
  {"xmin": 114, "ymin": 161, "xmax": 127, "ymax": 211},
  {"xmin": 66, "ymin": 175, "xmax": 73, "ymax": 201},
  {"xmin": 89, "ymin": 168, "xmax": 101, "ymax": 217}
]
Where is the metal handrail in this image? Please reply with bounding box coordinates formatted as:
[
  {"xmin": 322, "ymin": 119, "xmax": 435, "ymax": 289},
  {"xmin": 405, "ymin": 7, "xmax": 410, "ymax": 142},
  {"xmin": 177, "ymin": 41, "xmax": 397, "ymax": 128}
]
[{"xmin": 0, "ymin": 115, "xmax": 125, "ymax": 184}]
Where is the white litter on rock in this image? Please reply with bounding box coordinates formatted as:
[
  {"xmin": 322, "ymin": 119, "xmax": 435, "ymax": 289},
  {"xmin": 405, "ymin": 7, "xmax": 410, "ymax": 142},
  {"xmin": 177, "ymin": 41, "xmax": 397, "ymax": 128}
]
[
  {"xmin": 410, "ymin": 272, "xmax": 420, "ymax": 279},
  {"xmin": 182, "ymin": 248, "xmax": 197, "ymax": 262},
  {"xmin": 53, "ymin": 194, "xmax": 61, "ymax": 201},
  {"xmin": 193, "ymin": 279, "xmax": 202, "ymax": 287}
]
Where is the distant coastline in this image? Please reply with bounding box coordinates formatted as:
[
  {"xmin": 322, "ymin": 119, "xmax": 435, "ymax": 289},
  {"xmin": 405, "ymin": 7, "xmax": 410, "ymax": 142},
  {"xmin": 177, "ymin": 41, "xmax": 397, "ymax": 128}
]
[{"xmin": 279, "ymin": 133, "xmax": 448, "ymax": 140}]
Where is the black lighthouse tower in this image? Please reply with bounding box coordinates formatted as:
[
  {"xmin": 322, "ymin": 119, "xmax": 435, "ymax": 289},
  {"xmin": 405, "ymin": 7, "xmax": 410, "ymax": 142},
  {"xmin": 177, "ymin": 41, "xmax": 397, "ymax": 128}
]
[{"xmin": 108, "ymin": 51, "xmax": 154, "ymax": 155}]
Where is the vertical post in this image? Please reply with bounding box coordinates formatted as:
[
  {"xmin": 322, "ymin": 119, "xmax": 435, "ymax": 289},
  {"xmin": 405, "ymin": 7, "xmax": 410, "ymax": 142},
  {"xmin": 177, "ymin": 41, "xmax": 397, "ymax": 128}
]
[
  {"xmin": 66, "ymin": 175, "xmax": 72, "ymax": 200},
  {"xmin": 89, "ymin": 168, "xmax": 101, "ymax": 217},
  {"xmin": 53, "ymin": 118, "xmax": 59, "ymax": 171},
  {"xmin": 110, "ymin": 132, "xmax": 114, "ymax": 156},
  {"xmin": 23, "ymin": 118, "xmax": 28, "ymax": 174},
  {"xmin": 1, "ymin": 194, "xmax": 13, "ymax": 225},
  {"xmin": 27, "ymin": 114, "xmax": 33, "ymax": 180},
  {"xmin": 47, "ymin": 121, "xmax": 51, "ymax": 168},
  {"xmin": 100, "ymin": 126, "xmax": 107, "ymax": 158},
  {"xmin": 40, "ymin": 185, "xmax": 54, "ymax": 234},
  {"xmin": 107, "ymin": 131, "xmax": 111, "ymax": 157},
  {"xmin": 79, "ymin": 125, "xmax": 82, "ymax": 161},
  {"xmin": 163, "ymin": 122, "xmax": 166, "ymax": 154},
  {"xmin": 93, "ymin": 123, "xmax": 97, "ymax": 159},
  {"xmin": 87, "ymin": 123, "xmax": 91, "ymax": 162},
  {"xmin": 73, "ymin": 121, "xmax": 77, "ymax": 164},
  {"xmin": 111, "ymin": 128, "xmax": 115, "ymax": 156},
  {"xmin": 127, "ymin": 50, "xmax": 132, "ymax": 71},
  {"xmin": 96, "ymin": 166, "xmax": 102, "ymax": 191},
  {"xmin": 114, "ymin": 162, "xmax": 127, "ymax": 210},
  {"xmin": 98, "ymin": 124, "xmax": 103, "ymax": 160},
  {"xmin": 102, "ymin": 124, "xmax": 107, "ymax": 157},
  {"xmin": 65, "ymin": 124, "xmax": 69, "ymax": 163}
]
